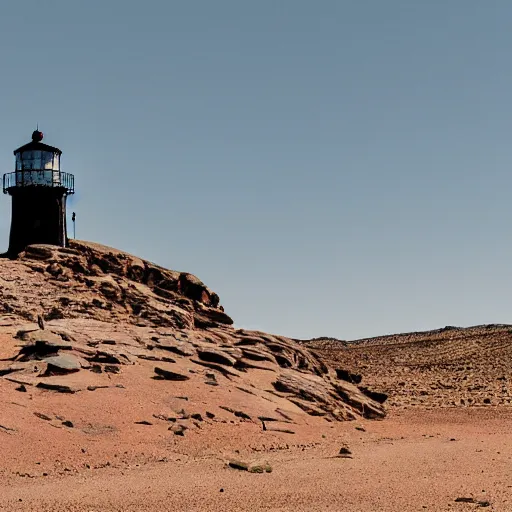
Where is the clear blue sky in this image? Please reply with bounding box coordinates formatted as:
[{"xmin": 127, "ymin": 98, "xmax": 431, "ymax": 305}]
[{"xmin": 1, "ymin": 1, "xmax": 512, "ymax": 340}]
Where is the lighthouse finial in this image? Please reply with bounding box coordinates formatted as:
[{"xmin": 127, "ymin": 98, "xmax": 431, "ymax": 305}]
[{"xmin": 32, "ymin": 127, "xmax": 43, "ymax": 142}]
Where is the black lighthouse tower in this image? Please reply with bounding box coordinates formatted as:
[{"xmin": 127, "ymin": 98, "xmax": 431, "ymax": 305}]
[{"xmin": 3, "ymin": 130, "xmax": 74, "ymax": 256}]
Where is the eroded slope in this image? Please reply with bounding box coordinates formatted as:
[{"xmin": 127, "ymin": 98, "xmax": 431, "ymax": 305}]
[{"xmin": 0, "ymin": 240, "xmax": 385, "ymax": 456}]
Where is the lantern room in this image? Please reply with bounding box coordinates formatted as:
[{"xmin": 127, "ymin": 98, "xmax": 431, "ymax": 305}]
[{"xmin": 3, "ymin": 130, "xmax": 73, "ymax": 193}]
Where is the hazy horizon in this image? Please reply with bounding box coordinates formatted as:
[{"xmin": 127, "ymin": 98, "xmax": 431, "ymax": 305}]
[{"xmin": 2, "ymin": 1, "xmax": 512, "ymax": 340}]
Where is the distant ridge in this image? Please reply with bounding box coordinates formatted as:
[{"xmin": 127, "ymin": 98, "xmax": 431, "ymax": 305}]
[{"xmin": 306, "ymin": 323, "xmax": 512, "ymax": 409}]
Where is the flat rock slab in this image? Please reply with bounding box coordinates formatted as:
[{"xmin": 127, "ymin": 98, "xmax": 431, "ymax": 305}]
[
  {"xmin": 14, "ymin": 324, "xmax": 39, "ymax": 337},
  {"xmin": 0, "ymin": 364, "xmax": 23, "ymax": 377},
  {"xmin": 154, "ymin": 366, "xmax": 190, "ymax": 381},
  {"xmin": 191, "ymin": 359, "xmax": 241, "ymax": 378},
  {"xmin": 264, "ymin": 425, "xmax": 296, "ymax": 434},
  {"xmin": 20, "ymin": 330, "xmax": 69, "ymax": 348},
  {"xmin": 4, "ymin": 374, "xmax": 40, "ymax": 387},
  {"xmin": 150, "ymin": 340, "xmax": 196, "ymax": 357},
  {"xmin": 43, "ymin": 354, "xmax": 82, "ymax": 373},
  {"xmin": 237, "ymin": 358, "xmax": 277, "ymax": 371},
  {"xmin": 196, "ymin": 348, "xmax": 237, "ymax": 367},
  {"xmin": 0, "ymin": 361, "xmax": 46, "ymax": 377},
  {"xmin": 36, "ymin": 382, "xmax": 81, "ymax": 393},
  {"xmin": 240, "ymin": 348, "xmax": 276, "ymax": 362}
]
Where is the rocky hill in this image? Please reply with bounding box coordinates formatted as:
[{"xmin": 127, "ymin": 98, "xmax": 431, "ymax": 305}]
[
  {"xmin": 0, "ymin": 241, "xmax": 385, "ymax": 453},
  {"xmin": 305, "ymin": 325, "xmax": 512, "ymax": 409}
]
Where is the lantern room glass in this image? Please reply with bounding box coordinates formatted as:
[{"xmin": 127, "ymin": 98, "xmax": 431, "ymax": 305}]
[
  {"xmin": 14, "ymin": 150, "xmax": 62, "ymax": 187},
  {"xmin": 17, "ymin": 150, "xmax": 59, "ymax": 171}
]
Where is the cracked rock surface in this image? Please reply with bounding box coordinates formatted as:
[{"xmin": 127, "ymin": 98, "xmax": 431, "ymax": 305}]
[{"xmin": 0, "ymin": 241, "xmax": 385, "ymax": 427}]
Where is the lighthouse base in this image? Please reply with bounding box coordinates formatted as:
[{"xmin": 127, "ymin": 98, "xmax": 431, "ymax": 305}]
[{"xmin": 6, "ymin": 187, "xmax": 68, "ymax": 257}]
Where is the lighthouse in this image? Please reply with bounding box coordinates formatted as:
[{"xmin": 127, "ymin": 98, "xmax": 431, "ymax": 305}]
[{"xmin": 3, "ymin": 130, "xmax": 74, "ymax": 256}]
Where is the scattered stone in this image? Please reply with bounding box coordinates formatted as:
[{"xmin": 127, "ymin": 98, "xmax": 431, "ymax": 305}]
[
  {"xmin": 153, "ymin": 414, "xmax": 177, "ymax": 422},
  {"xmin": 176, "ymin": 408, "xmax": 189, "ymax": 419},
  {"xmin": 104, "ymin": 365, "xmax": 120, "ymax": 374},
  {"xmin": 338, "ymin": 445, "xmax": 352, "ymax": 458},
  {"xmin": 134, "ymin": 420, "xmax": 153, "ymax": 425},
  {"xmin": 15, "ymin": 384, "xmax": 27, "ymax": 393},
  {"xmin": 36, "ymin": 382, "xmax": 78, "ymax": 393},
  {"xmin": 205, "ymin": 372, "xmax": 219, "ymax": 385},
  {"xmin": 34, "ymin": 412, "xmax": 52, "ymax": 421},
  {"xmin": 62, "ymin": 420, "xmax": 74, "ymax": 428},
  {"xmin": 206, "ymin": 411, "xmax": 215, "ymax": 419},
  {"xmin": 154, "ymin": 366, "xmax": 190, "ymax": 381},
  {"xmin": 264, "ymin": 425, "xmax": 295, "ymax": 434},
  {"xmin": 248, "ymin": 462, "xmax": 272, "ymax": 474},
  {"xmin": 191, "ymin": 413, "xmax": 203, "ymax": 422},
  {"xmin": 169, "ymin": 424, "xmax": 187, "ymax": 436},
  {"xmin": 355, "ymin": 426, "xmax": 366, "ymax": 432},
  {"xmin": 87, "ymin": 385, "xmax": 110, "ymax": 391},
  {"xmin": 258, "ymin": 416, "xmax": 280, "ymax": 422},
  {"xmin": 42, "ymin": 354, "xmax": 82, "ymax": 374},
  {"xmin": 219, "ymin": 406, "xmax": 251, "ymax": 420},
  {"xmin": 234, "ymin": 410, "xmax": 251, "ymax": 420},
  {"xmin": 228, "ymin": 460, "xmax": 249, "ymax": 471}
]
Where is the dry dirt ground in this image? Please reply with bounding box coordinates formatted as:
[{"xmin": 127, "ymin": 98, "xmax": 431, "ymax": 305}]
[
  {"xmin": 0, "ymin": 243, "xmax": 511, "ymax": 511},
  {"xmin": 1, "ymin": 408, "xmax": 511, "ymax": 511}
]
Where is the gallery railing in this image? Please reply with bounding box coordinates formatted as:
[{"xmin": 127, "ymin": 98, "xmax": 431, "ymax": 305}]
[{"xmin": 3, "ymin": 171, "xmax": 75, "ymax": 194}]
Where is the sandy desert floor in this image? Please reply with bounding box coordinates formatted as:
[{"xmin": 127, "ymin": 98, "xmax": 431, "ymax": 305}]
[{"xmin": 1, "ymin": 407, "xmax": 511, "ymax": 512}]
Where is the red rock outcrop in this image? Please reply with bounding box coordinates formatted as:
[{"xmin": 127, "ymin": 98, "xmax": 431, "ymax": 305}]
[{"xmin": 0, "ymin": 241, "xmax": 386, "ymax": 423}]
